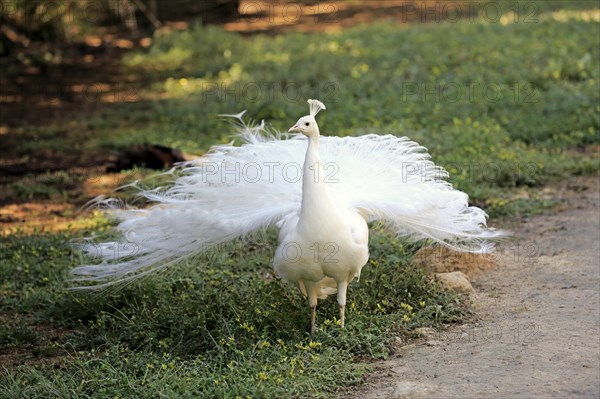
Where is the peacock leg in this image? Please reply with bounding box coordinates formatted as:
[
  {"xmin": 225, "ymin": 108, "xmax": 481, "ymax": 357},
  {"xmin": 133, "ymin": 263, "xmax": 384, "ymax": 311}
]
[
  {"xmin": 337, "ymin": 280, "xmax": 348, "ymax": 328},
  {"xmin": 310, "ymin": 305, "xmax": 317, "ymax": 334},
  {"xmin": 305, "ymin": 281, "xmax": 319, "ymax": 334}
]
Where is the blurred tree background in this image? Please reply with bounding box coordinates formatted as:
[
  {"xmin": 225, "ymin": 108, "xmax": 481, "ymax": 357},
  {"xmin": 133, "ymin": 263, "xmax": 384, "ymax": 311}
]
[
  {"xmin": 0, "ymin": 0, "xmax": 239, "ymax": 70},
  {"xmin": 1, "ymin": 0, "xmax": 240, "ymax": 41}
]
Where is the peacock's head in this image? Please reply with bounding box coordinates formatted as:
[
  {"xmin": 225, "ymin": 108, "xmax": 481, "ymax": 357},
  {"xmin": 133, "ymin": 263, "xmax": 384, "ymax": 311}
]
[{"xmin": 289, "ymin": 99, "xmax": 326, "ymax": 137}]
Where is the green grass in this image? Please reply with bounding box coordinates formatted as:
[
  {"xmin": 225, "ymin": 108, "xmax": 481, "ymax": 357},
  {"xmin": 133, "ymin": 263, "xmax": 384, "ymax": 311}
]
[
  {"xmin": 0, "ymin": 227, "xmax": 461, "ymax": 398},
  {"xmin": 1, "ymin": 2, "xmax": 599, "ymax": 397}
]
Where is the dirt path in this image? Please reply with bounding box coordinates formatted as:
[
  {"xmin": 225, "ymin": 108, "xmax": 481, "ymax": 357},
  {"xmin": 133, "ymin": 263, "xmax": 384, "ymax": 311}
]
[{"xmin": 350, "ymin": 175, "xmax": 600, "ymax": 399}]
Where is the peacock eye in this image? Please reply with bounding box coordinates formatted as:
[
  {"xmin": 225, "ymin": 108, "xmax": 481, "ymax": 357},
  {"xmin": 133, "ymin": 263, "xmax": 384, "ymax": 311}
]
[{"xmin": 305, "ymin": 122, "xmax": 310, "ymax": 126}]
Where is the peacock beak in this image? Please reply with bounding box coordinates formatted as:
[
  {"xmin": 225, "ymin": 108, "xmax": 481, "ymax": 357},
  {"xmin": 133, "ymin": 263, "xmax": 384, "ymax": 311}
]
[{"xmin": 288, "ymin": 125, "xmax": 299, "ymax": 132}]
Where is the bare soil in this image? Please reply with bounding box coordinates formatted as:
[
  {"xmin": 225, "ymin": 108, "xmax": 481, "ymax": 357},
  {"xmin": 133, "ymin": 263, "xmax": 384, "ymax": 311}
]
[{"xmin": 347, "ymin": 175, "xmax": 600, "ymax": 398}]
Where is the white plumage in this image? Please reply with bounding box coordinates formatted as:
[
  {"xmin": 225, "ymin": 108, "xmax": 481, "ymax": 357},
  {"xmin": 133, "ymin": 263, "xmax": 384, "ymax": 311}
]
[{"xmin": 73, "ymin": 99, "xmax": 506, "ymax": 332}]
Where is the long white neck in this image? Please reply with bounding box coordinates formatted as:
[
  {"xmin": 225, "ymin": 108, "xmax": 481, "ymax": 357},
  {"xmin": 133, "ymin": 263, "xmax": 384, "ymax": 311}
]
[{"xmin": 298, "ymin": 133, "xmax": 337, "ymax": 228}]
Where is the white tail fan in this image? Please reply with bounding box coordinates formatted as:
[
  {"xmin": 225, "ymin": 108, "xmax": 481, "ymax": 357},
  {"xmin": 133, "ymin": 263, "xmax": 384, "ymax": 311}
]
[{"xmin": 71, "ymin": 112, "xmax": 508, "ymax": 288}]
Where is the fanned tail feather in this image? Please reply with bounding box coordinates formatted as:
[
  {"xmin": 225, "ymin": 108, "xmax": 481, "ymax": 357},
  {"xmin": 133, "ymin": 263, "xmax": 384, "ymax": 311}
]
[
  {"xmin": 319, "ymin": 133, "xmax": 509, "ymax": 252},
  {"xmin": 72, "ymin": 114, "xmax": 508, "ymax": 288}
]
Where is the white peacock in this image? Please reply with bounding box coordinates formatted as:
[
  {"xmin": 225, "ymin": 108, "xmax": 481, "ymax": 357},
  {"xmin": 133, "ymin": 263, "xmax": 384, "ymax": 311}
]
[{"xmin": 73, "ymin": 99, "xmax": 506, "ymax": 333}]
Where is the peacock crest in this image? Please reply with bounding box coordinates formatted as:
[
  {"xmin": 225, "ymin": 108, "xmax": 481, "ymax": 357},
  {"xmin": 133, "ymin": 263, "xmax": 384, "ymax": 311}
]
[{"xmin": 308, "ymin": 99, "xmax": 326, "ymax": 117}]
